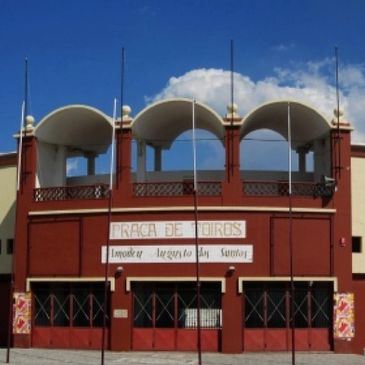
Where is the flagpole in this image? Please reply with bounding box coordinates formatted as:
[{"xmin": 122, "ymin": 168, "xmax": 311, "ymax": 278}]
[
  {"xmin": 192, "ymin": 100, "xmax": 197, "ymax": 191},
  {"xmin": 6, "ymin": 103, "xmax": 25, "ymax": 364},
  {"xmin": 109, "ymin": 99, "xmax": 117, "ymax": 190},
  {"xmin": 192, "ymin": 99, "xmax": 202, "ymax": 365},
  {"xmin": 121, "ymin": 47, "xmax": 125, "ymax": 115},
  {"xmin": 6, "ymin": 58, "xmax": 29, "ymax": 364},
  {"xmin": 226, "ymin": 40, "xmax": 235, "ymax": 182},
  {"xmin": 335, "ymin": 46, "xmax": 341, "ymax": 178},
  {"xmin": 288, "ymin": 102, "xmax": 295, "ymax": 365},
  {"xmin": 16, "ymin": 102, "xmax": 25, "ymax": 192},
  {"xmin": 100, "ymin": 98, "xmax": 117, "ymax": 365}
]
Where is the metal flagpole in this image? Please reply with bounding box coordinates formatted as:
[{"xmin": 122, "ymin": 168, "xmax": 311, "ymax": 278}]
[
  {"xmin": 288, "ymin": 102, "xmax": 296, "ymax": 365},
  {"xmin": 192, "ymin": 99, "xmax": 202, "ymax": 365},
  {"xmin": 121, "ymin": 47, "xmax": 125, "ymax": 114},
  {"xmin": 100, "ymin": 98, "xmax": 117, "ymax": 365},
  {"xmin": 16, "ymin": 102, "xmax": 25, "ymax": 192},
  {"xmin": 6, "ymin": 102, "xmax": 25, "ymax": 364},
  {"xmin": 6, "ymin": 58, "xmax": 29, "ymax": 363},
  {"xmin": 335, "ymin": 46, "xmax": 341, "ymax": 178},
  {"xmin": 226, "ymin": 40, "xmax": 235, "ymax": 182}
]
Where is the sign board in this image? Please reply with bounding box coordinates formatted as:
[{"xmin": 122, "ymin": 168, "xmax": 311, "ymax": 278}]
[
  {"xmin": 113, "ymin": 309, "xmax": 128, "ymax": 318},
  {"xmin": 110, "ymin": 220, "xmax": 246, "ymax": 240},
  {"xmin": 333, "ymin": 292, "xmax": 355, "ymax": 339},
  {"xmin": 101, "ymin": 244, "xmax": 253, "ymax": 263},
  {"xmin": 13, "ymin": 292, "xmax": 31, "ymax": 335}
]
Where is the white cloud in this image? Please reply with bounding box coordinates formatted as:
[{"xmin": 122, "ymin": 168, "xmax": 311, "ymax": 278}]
[
  {"xmin": 271, "ymin": 43, "xmax": 295, "ymax": 52},
  {"xmin": 146, "ymin": 60, "xmax": 365, "ymax": 143}
]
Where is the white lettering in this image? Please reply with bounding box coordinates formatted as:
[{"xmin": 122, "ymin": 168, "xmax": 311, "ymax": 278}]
[
  {"xmin": 110, "ymin": 221, "xmax": 246, "ymax": 240},
  {"xmin": 102, "ymin": 245, "xmax": 252, "ymax": 263}
]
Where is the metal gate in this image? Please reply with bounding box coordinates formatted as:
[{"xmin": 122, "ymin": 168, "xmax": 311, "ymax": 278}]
[
  {"xmin": 132, "ymin": 282, "xmax": 221, "ymax": 351},
  {"xmin": 32, "ymin": 282, "xmax": 109, "ymax": 349},
  {"xmin": 243, "ymin": 281, "xmax": 333, "ymax": 351}
]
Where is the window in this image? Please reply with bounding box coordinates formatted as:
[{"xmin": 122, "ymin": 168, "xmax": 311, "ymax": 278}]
[
  {"xmin": 6, "ymin": 239, "xmax": 13, "ymax": 254},
  {"xmin": 352, "ymin": 236, "xmax": 362, "ymax": 253}
]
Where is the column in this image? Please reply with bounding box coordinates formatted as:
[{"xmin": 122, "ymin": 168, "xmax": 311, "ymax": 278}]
[
  {"xmin": 137, "ymin": 140, "xmax": 146, "ymax": 181},
  {"xmin": 154, "ymin": 146, "xmax": 162, "ymax": 171}
]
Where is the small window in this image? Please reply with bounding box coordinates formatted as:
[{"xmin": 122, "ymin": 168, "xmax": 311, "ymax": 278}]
[
  {"xmin": 352, "ymin": 236, "xmax": 362, "ymax": 253},
  {"xmin": 7, "ymin": 239, "xmax": 14, "ymax": 254}
]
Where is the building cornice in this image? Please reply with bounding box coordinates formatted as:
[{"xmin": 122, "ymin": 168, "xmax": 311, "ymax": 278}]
[{"xmin": 28, "ymin": 205, "xmax": 336, "ymax": 216}]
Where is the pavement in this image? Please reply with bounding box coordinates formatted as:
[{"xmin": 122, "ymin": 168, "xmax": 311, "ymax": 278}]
[{"xmin": 1, "ymin": 349, "xmax": 365, "ymax": 365}]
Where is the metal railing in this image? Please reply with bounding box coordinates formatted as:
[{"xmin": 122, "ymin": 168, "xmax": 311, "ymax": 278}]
[
  {"xmin": 243, "ymin": 180, "xmax": 335, "ymax": 197},
  {"xmin": 133, "ymin": 181, "xmax": 222, "ymax": 197},
  {"xmin": 33, "ymin": 180, "xmax": 333, "ymax": 201},
  {"xmin": 34, "ymin": 184, "xmax": 110, "ymax": 202}
]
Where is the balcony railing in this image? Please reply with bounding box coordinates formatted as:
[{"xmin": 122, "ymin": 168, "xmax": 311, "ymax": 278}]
[
  {"xmin": 34, "ymin": 184, "xmax": 110, "ymax": 202},
  {"xmin": 33, "ymin": 180, "xmax": 333, "ymax": 201},
  {"xmin": 243, "ymin": 181, "xmax": 335, "ymax": 197},
  {"xmin": 133, "ymin": 181, "xmax": 222, "ymax": 197}
]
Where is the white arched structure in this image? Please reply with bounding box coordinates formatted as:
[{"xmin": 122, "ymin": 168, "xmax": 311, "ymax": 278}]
[
  {"xmin": 34, "ymin": 105, "xmax": 112, "ymax": 187},
  {"xmin": 240, "ymin": 100, "xmax": 333, "ymax": 182},
  {"xmin": 131, "ymin": 98, "xmax": 225, "ymax": 181}
]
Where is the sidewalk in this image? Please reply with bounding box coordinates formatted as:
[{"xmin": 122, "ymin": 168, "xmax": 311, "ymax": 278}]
[{"xmin": 1, "ymin": 349, "xmax": 365, "ymax": 365}]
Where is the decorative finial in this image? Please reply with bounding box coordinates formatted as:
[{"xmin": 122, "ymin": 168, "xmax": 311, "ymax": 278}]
[
  {"xmin": 122, "ymin": 105, "xmax": 132, "ymax": 121},
  {"xmin": 332, "ymin": 108, "xmax": 345, "ymax": 124},
  {"xmin": 226, "ymin": 103, "xmax": 240, "ymax": 119},
  {"xmin": 25, "ymin": 115, "xmax": 35, "ymax": 131},
  {"xmin": 334, "ymin": 108, "xmax": 344, "ymax": 119},
  {"xmin": 331, "ymin": 108, "xmax": 350, "ymax": 127}
]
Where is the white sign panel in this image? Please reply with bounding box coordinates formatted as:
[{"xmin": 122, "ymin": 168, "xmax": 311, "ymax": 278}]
[
  {"xmin": 110, "ymin": 220, "xmax": 246, "ymax": 240},
  {"xmin": 101, "ymin": 244, "xmax": 253, "ymax": 263}
]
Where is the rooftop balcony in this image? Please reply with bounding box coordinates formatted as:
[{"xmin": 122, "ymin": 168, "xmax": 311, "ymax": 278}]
[
  {"xmin": 28, "ymin": 99, "xmax": 339, "ymax": 208},
  {"xmin": 33, "ymin": 170, "xmax": 335, "ymax": 202}
]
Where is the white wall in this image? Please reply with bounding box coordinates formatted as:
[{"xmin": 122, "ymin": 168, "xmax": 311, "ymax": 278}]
[
  {"xmin": 0, "ymin": 164, "xmax": 16, "ymax": 274},
  {"xmin": 352, "ymin": 157, "xmax": 365, "ymax": 273},
  {"xmin": 36, "ymin": 142, "xmax": 66, "ymax": 187}
]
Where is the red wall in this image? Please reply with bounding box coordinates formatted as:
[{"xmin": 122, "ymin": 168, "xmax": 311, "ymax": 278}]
[
  {"xmin": 272, "ymin": 217, "xmax": 331, "ymax": 276},
  {"xmin": 352, "ymin": 276, "xmax": 365, "ymax": 354},
  {"xmin": 0, "ymin": 275, "xmax": 11, "ymax": 346}
]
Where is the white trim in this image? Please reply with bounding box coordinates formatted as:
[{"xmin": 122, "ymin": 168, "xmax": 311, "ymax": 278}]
[
  {"xmin": 238, "ymin": 276, "xmax": 338, "ymax": 293},
  {"xmin": 126, "ymin": 276, "xmax": 226, "ymax": 293},
  {"xmin": 26, "ymin": 277, "xmax": 115, "ymax": 292},
  {"xmin": 242, "ymin": 99, "xmax": 332, "ymax": 129},
  {"xmin": 34, "ymin": 104, "xmax": 113, "ymax": 132},
  {"xmin": 28, "ymin": 206, "xmax": 336, "ymax": 216},
  {"xmin": 131, "ymin": 98, "xmax": 224, "ymax": 129}
]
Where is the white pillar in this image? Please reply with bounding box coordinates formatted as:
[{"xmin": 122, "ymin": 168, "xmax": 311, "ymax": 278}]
[
  {"xmin": 58, "ymin": 146, "xmax": 67, "ymax": 185},
  {"xmin": 137, "ymin": 140, "xmax": 146, "ymax": 181}
]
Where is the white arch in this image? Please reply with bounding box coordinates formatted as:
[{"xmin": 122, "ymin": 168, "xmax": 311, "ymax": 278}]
[
  {"xmin": 240, "ymin": 100, "xmax": 332, "ymax": 148},
  {"xmin": 132, "ymin": 98, "xmax": 225, "ymax": 149},
  {"xmin": 35, "ymin": 105, "xmax": 113, "ymax": 154}
]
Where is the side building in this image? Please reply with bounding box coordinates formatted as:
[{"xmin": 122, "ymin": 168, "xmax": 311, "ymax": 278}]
[
  {"xmin": 4, "ymin": 98, "xmax": 365, "ymax": 354},
  {"xmin": 350, "ymin": 144, "xmax": 365, "ymax": 353},
  {"xmin": 0, "ymin": 152, "xmax": 16, "ymax": 346}
]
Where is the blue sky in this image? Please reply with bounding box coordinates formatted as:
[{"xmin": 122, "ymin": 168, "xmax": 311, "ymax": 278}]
[{"xmin": 1, "ymin": 0, "xmax": 365, "ymax": 165}]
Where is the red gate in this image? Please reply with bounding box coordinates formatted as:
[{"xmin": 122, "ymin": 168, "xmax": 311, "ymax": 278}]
[
  {"xmin": 32, "ymin": 282, "xmax": 109, "ymax": 349},
  {"xmin": 132, "ymin": 282, "xmax": 221, "ymax": 351},
  {"xmin": 243, "ymin": 281, "xmax": 332, "ymax": 351}
]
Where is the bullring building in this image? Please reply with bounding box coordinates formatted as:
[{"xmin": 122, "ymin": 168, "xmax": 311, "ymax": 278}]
[{"xmin": 2, "ymin": 97, "xmax": 365, "ymax": 354}]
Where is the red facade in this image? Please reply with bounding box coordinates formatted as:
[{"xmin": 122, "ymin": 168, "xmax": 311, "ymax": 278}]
[{"xmin": 10, "ymin": 100, "xmax": 363, "ymax": 353}]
